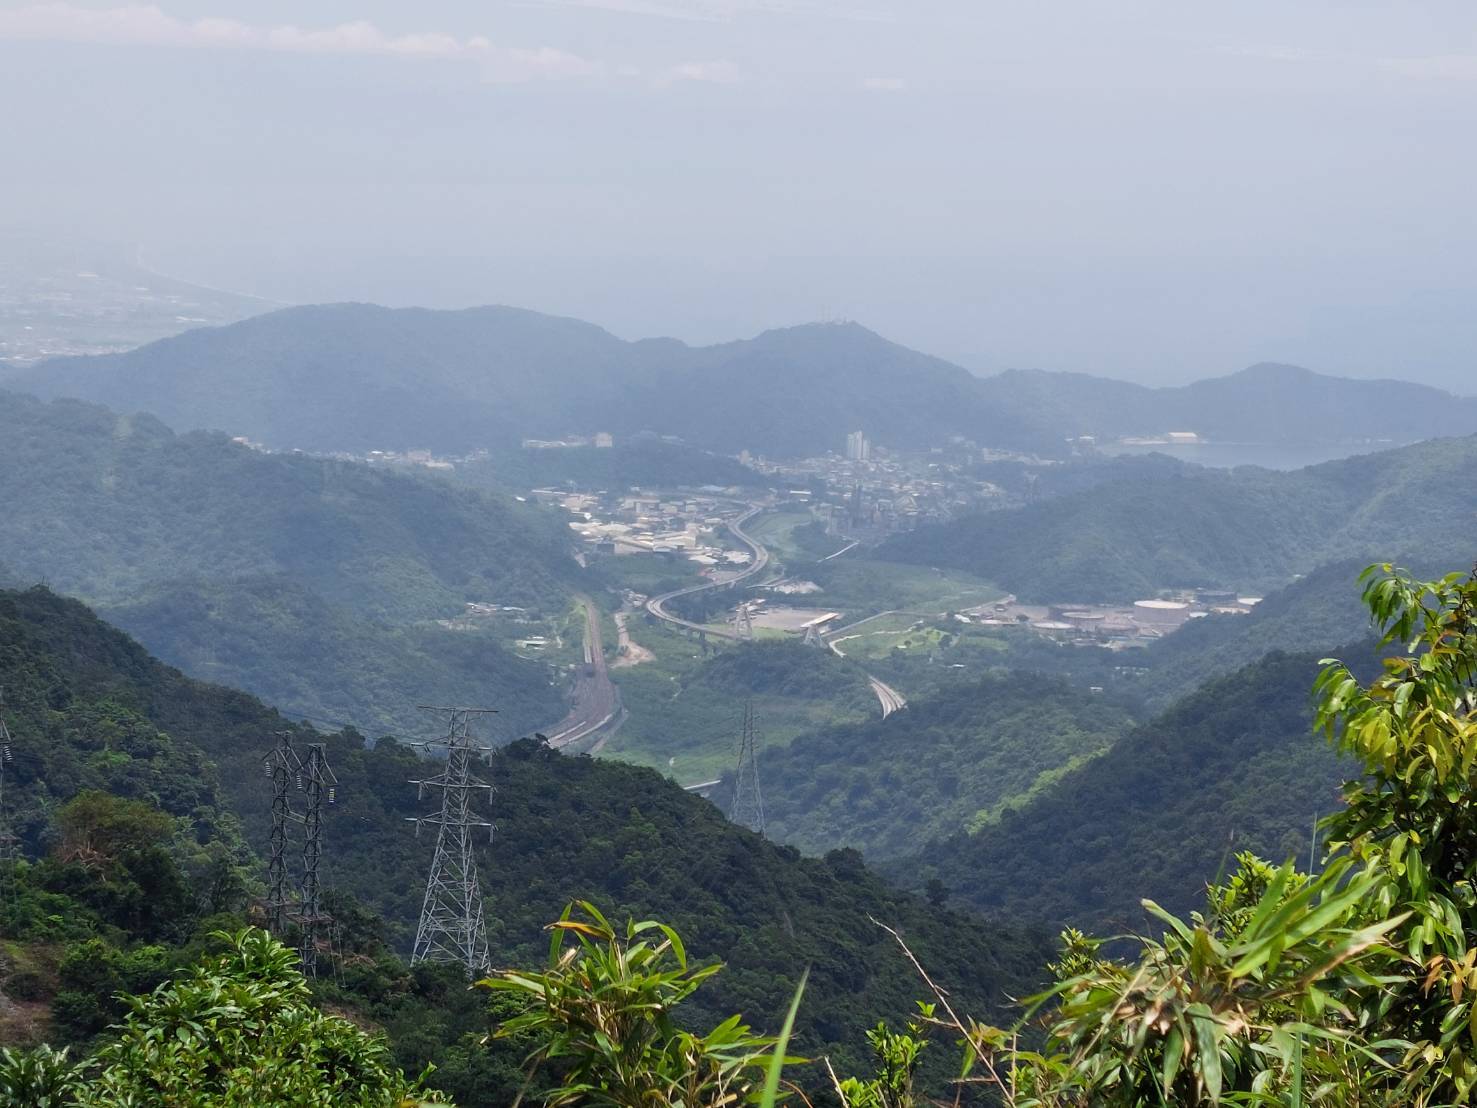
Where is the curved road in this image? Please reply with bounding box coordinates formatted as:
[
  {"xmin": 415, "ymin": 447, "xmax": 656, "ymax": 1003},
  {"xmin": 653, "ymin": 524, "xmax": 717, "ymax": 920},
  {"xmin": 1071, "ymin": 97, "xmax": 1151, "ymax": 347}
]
[
  {"xmin": 644, "ymin": 507, "xmax": 770, "ymax": 639},
  {"xmin": 644, "ymin": 506, "xmax": 906, "ymax": 718}
]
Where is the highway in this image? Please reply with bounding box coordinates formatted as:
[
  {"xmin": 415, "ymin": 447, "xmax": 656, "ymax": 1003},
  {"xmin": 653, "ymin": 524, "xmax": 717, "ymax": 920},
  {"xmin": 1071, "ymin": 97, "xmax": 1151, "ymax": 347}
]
[
  {"xmin": 644, "ymin": 506, "xmax": 771, "ymax": 640},
  {"xmin": 867, "ymin": 676, "xmax": 908, "ymax": 718},
  {"xmin": 642, "ymin": 505, "xmax": 906, "ymax": 719},
  {"xmin": 543, "ymin": 595, "xmax": 626, "ymax": 750}
]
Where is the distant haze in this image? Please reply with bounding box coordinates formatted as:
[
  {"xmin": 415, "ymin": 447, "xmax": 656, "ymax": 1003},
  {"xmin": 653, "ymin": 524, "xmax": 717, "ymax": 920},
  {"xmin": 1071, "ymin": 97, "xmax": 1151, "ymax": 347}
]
[{"xmin": 3, "ymin": 1, "xmax": 1476, "ymax": 389}]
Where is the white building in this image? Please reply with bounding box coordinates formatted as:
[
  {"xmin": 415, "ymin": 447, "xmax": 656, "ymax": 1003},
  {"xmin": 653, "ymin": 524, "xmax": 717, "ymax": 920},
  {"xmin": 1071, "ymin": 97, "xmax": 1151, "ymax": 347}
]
[{"xmin": 845, "ymin": 430, "xmax": 871, "ymax": 461}]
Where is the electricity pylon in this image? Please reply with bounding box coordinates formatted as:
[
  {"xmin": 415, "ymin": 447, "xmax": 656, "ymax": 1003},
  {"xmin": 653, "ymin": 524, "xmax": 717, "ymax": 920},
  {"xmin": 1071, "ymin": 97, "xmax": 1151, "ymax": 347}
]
[
  {"xmin": 0, "ymin": 689, "xmax": 18, "ymax": 908},
  {"xmin": 731, "ymin": 601, "xmax": 754, "ymax": 641},
  {"xmin": 296, "ymin": 743, "xmax": 337, "ymax": 977},
  {"xmin": 729, "ymin": 700, "xmax": 765, "ymax": 833},
  {"xmin": 262, "ymin": 731, "xmax": 301, "ymax": 936},
  {"xmin": 408, "ymin": 707, "xmax": 495, "ymax": 978}
]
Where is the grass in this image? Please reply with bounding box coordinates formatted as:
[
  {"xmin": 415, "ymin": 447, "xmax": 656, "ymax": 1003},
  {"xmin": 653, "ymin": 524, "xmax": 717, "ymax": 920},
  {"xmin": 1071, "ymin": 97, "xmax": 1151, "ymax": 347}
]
[
  {"xmin": 600, "ymin": 620, "xmax": 871, "ymax": 784},
  {"xmin": 747, "ymin": 510, "xmax": 821, "ymax": 562},
  {"xmin": 806, "ymin": 560, "xmax": 1002, "ymax": 622}
]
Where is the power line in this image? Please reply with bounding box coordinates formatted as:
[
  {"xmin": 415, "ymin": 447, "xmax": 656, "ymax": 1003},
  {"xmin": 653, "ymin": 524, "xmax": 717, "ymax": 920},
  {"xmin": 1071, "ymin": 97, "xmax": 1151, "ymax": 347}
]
[
  {"xmin": 407, "ymin": 706, "xmax": 495, "ymax": 978},
  {"xmin": 730, "ymin": 700, "xmax": 765, "ymax": 834}
]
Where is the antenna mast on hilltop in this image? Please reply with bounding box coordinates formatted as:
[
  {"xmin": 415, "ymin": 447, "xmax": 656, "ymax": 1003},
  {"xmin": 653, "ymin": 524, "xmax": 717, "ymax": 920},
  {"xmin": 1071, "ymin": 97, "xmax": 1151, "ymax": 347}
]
[
  {"xmin": 262, "ymin": 731, "xmax": 302, "ymax": 936},
  {"xmin": 729, "ymin": 700, "xmax": 765, "ymax": 834},
  {"xmin": 296, "ymin": 743, "xmax": 337, "ymax": 978},
  {"xmin": 408, "ymin": 707, "xmax": 495, "ymax": 978}
]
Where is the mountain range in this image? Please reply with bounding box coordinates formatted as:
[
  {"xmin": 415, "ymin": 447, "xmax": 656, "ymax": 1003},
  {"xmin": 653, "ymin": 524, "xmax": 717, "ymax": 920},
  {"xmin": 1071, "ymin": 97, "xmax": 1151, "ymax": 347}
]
[{"xmin": 11, "ymin": 303, "xmax": 1475, "ymax": 458}]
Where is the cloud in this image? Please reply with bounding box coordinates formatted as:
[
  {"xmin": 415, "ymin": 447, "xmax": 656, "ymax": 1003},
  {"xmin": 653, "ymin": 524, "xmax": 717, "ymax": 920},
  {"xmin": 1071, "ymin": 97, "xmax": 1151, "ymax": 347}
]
[
  {"xmin": 527, "ymin": 0, "xmax": 892, "ymax": 23},
  {"xmin": 1379, "ymin": 55, "xmax": 1477, "ymax": 81},
  {"xmin": 0, "ymin": 3, "xmax": 600, "ymax": 79},
  {"xmin": 861, "ymin": 76, "xmax": 905, "ymax": 90},
  {"xmin": 660, "ymin": 59, "xmax": 743, "ymax": 84}
]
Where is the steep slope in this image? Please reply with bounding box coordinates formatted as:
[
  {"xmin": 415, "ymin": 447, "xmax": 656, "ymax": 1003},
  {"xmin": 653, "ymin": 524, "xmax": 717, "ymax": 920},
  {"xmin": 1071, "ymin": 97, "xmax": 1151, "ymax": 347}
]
[
  {"xmin": 18, "ymin": 305, "xmax": 1059, "ymax": 457},
  {"xmin": 904, "ymin": 650, "xmax": 1357, "ymax": 933},
  {"xmin": 0, "ymin": 586, "xmax": 1050, "ymax": 1082},
  {"xmin": 0, "ymin": 391, "xmax": 577, "ymax": 734},
  {"xmin": 881, "ymin": 435, "xmax": 1477, "ymax": 601},
  {"xmin": 713, "ymin": 673, "xmax": 1135, "ymax": 861}
]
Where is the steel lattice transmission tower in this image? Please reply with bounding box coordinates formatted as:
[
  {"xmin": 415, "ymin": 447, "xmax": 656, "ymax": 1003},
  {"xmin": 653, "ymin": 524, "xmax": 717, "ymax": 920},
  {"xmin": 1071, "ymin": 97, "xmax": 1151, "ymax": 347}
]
[
  {"xmin": 731, "ymin": 601, "xmax": 755, "ymax": 641},
  {"xmin": 729, "ymin": 700, "xmax": 765, "ymax": 833},
  {"xmin": 296, "ymin": 743, "xmax": 337, "ymax": 978},
  {"xmin": 408, "ymin": 707, "xmax": 495, "ymax": 978},
  {"xmin": 0, "ymin": 689, "xmax": 18, "ymax": 907},
  {"xmin": 262, "ymin": 732, "xmax": 301, "ymax": 936}
]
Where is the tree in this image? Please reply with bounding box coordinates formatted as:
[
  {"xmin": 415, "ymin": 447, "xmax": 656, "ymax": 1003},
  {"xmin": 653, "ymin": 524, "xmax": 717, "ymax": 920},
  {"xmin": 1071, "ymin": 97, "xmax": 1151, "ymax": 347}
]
[
  {"xmin": 480, "ymin": 901, "xmax": 781, "ymax": 1107},
  {"xmin": 78, "ymin": 928, "xmax": 449, "ymax": 1107}
]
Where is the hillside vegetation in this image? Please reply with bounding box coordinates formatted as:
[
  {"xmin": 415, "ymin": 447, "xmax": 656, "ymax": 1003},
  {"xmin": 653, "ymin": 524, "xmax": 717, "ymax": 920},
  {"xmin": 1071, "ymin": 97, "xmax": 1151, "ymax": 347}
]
[
  {"xmin": 0, "ymin": 392, "xmax": 581, "ymax": 735},
  {"xmin": 902, "ymin": 650, "xmax": 1356, "ymax": 933},
  {"xmin": 18, "ymin": 305, "xmax": 1058, "ymax": 457},
  {"xmin": 718, "ymin": 672, "xmax": 1135, "ymax": 860},
  {"xmin": 23, "ymin": 303, "xmax": 1471, "ymax": 460},
  {"xmin": 881, "ymin": 435, "xmax": 1477, "ymax": 601},
  {"xmin": 0, "ymin": 586, "xmax": 1049, "ymax": 1098}
]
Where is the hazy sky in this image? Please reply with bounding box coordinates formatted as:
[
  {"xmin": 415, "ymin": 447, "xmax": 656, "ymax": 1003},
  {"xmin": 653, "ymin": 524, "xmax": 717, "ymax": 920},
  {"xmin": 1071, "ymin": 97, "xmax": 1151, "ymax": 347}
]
[{"xmin": 3, "ymin": 1, "xmax": 1476, "ymax": 388}]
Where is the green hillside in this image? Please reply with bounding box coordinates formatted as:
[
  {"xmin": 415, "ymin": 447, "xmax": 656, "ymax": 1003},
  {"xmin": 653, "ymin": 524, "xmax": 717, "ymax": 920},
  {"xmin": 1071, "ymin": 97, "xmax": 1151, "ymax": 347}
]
[
  {"xmin": 0, "ymin": 391, "xmax": 579, "ymax": 736},
  {"xmin": 21, "ymin": 303, "xmax": 1475, "ymax": 460},
  {"xmin": 902, "ymin": 650, "xmax": 1357, "ymax": 933},
  {"xmin": 18, "ymin": 305, "xmax": 1060, "ymax": 457},
  {"xmin": 711, "ymin": 672, "xmax": 1135, "ymax": 861},
  {"xmin": 880, "ymin": 435, "xmax": 1477, "ymax": 601},
  {"xmin": 0, "ymin": 586, "xmax": 1050, "ymax": 1095}
]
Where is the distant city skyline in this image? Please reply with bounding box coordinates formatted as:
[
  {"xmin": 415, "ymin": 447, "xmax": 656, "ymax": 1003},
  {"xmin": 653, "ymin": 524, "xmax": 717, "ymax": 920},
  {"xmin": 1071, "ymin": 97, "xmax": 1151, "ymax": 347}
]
[{"xmin": 4, "ymin": 1, "xmax": 1476, "ymax": 391}]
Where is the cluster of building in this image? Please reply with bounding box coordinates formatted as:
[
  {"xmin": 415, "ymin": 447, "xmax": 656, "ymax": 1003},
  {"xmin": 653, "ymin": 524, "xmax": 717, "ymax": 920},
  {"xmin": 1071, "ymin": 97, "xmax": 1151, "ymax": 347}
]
[
  {"xmin": 540, "ymin": 488, "xmax": 755, "ymax": 570},
  {"xmin": 522, "ymin": 432, "xmax": 616, "ymax": 449},
  {"xmin": 960, "ymin": 588, "xmax": 1263, "ymax": 647},
  {"xmin": 749, "ymin": 432, "xmax": 1008, "ymax": 540}
]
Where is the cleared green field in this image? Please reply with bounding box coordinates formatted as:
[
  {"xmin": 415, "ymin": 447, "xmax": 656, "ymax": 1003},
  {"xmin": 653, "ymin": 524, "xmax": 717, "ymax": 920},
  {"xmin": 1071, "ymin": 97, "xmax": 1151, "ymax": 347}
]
[
  {"xmin": 746, "ymin": 510, "xmax": 818, "ymax": 563},
  {"xmin": 810, "ymin": 560, "xmax": 1003, "ymax": 621},
  {"xmin": 601, "ymin": 619, "xmax": 872, "ymax": 784}
]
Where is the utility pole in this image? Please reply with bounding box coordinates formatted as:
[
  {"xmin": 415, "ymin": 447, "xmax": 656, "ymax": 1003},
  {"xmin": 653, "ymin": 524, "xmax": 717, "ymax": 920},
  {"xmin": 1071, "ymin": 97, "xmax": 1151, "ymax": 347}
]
[
  {"xmin": 296, "ymin": 743, "xmax": 337, "ymax": 977},
  {"xmin": 262, "ymin": 732, "xmax": 301, "ymax": 937},
  {"xmin": 408, "ymin": 707, "xmax": 495, "ymax": 978},
  {"xmin": 730, "ymin": 700, "xmax": 765, "ymax": 833}
]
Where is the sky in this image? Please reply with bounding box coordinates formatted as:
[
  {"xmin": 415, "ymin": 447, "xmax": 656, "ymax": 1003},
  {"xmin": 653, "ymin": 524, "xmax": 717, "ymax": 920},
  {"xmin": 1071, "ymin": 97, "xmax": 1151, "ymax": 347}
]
[{"xmin": 2, "ymin": 0, "xmax": 1476, "ymax": 389}]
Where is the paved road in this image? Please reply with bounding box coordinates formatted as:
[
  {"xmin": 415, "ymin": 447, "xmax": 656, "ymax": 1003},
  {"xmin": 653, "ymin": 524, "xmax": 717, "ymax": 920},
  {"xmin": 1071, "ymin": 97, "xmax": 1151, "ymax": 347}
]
[
  {"xmin": 867, "ymin": 676, "xmax": 908, "ymax": 718},
  {"xmin": 643, "ymin": 506, "xmax": 906, "ymax": 718},
  {"xmin": 543, "ymin": 596, "xmax": 625, "ymax": 749},
  {"xmin": 644, "ymin": 506, "xmax": 770, "ymax": 640}
]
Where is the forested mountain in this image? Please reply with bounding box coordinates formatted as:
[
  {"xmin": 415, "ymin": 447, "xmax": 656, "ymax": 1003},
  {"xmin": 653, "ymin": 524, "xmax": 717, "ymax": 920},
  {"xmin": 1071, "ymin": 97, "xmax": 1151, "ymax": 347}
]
[
  {"xmin": 713, "ymin": 673, "xmax": 1135, "ymax": 861},
  {"xmin": 0, "ymin": 391, "xmax": 580, "ymax": 735},
  {"xmin": 0, "ymin": 586, "xmax": 1049, "ymax": 1098},
  {"xmin": 902, "ymin": 650, "xmax": 1357, "ymax": 933},
  {"xmin": 881, "ymin": 435, "xmax": 1477, "ymax": 601},
  {"xmin": 982, "ymin": 362, "xmax": 1476, "ymax": 444},
  {"xmin": 20, "ymin": 302, "xmax": 1471, "ymax": 460},
  {"xmin": 17, "ymin": 304, "xmax": 1058, "ymax": 457}
]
